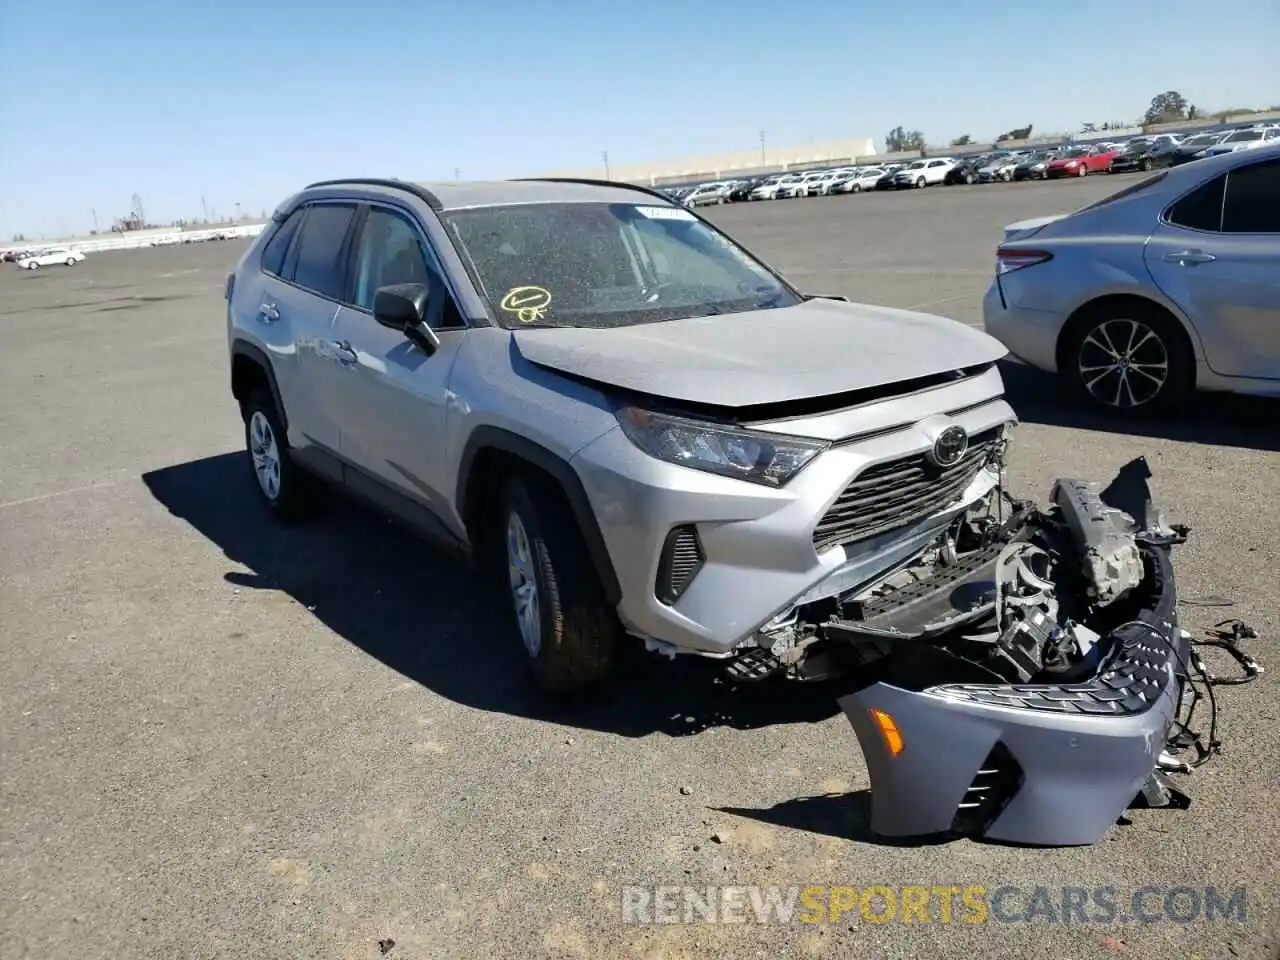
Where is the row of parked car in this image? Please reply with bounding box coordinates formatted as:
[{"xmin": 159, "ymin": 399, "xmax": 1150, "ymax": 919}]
[{"xmin": 667, "ymin": 123, "xmax": 1280, "ymax": 205}]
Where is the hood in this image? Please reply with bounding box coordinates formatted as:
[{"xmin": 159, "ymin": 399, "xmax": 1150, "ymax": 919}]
[{"xmin": 511, "ymin": 298, "xmax": 1006, "ymax": 409}]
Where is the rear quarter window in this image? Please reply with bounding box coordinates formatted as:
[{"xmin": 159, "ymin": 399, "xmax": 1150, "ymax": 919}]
[
  {"xmin": 261, "ymin": 209, "xmax": 305, "ymax": 277},
  {"xmin": 1165, "ymin": 174, "xmax": 1225, "ymax": 232}
]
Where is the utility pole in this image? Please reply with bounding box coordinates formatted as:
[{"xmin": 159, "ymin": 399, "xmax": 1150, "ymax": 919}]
[
  {"xmin": 91, "ymin": 209, "xmax": 98, "ymax": 233},
  {"xmin": 234, "ymin": 201, "xmax": 242, "ymax": 222},
  {"xmin": 201, "ymin": 193, "xmax": 208, "ymax": 223},
  {"xmin": 759, "ymin": 131, "xmax": 766, "ymax": 164},
  {"xmin": 454, "ymin": 167, "xmax": 460, "ymax": 180},
  {"xmin": 602, "ymin": 150, "xmax": 611, "ymax": 179}
]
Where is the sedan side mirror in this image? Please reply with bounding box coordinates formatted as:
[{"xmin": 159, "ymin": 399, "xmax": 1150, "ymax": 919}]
[{"xmin": 373, "ymin": 281, "xmax": 441, "ymax": 356}]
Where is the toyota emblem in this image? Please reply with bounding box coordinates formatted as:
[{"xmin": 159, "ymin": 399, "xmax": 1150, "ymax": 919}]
[{"xmin": 929, "ymin": 425, "xmax": 969, "ymax": 468}]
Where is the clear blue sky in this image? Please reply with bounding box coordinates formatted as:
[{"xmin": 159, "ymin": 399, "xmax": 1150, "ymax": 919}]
[{"xmin": 1, "ymin": 0, "xmax": 1276, "ymax": 238}]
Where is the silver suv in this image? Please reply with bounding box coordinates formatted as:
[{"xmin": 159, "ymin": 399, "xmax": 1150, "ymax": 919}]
[{"xmin": 226, "ymin": 177, "xmax": 1015, "ymax": 691}]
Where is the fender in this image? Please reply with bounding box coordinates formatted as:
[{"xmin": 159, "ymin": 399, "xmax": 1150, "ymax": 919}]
[
  {"xmin": 457, "ymin": 426, "xmax": 622, "ymax": 605},
  {"xmin": 230, "ymin": 340, "xmax": 288, "ymax": 431}
]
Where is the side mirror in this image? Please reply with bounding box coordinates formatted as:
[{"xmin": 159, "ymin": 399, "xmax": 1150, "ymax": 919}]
[{"xmin": 373, "ymin": 281, "xmax": 441, "ymax": 356}]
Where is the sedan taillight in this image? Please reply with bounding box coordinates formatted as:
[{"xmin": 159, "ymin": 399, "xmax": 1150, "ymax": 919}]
[{"xmin": 996, "ymin": 248, "xmax": 1053, "ymax": 275}]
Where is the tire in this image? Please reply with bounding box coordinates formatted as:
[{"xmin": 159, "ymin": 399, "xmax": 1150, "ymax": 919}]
[
  {"xmin": 501, "ymin": 474, "xmax": 620, "ymax": 693},
  {"xmin": 65, "ymin": 258, "xmax": 76, "ymax": 266},
  {"xmin": 1077, "ymin": 163, "xmax": 1088, "ymax": 177},
  {"xmin": 851, "ymin": 184, "xmax": 861, "ymax": 193},
  {"xmin": 965, "ymin": 173, "xmax": 975, "ymax": 185},
  {"xmin": 1001, "ymin": 170, "xmax": 1012, "ymax": 182},
  {"xmin": 27, "ymin": 261, "xmax": 39, "ymax": 271},
  {"xmin": 915, "ymin": 177, "xmax": 926, "ymax": 189},
  {"xmin": 1139, "ymin": 158, "xmax": 1152, "ymax": 172},
  {"xmin": 1061, "ymin": 301, "xmax": 1194, "ymax": 417},
  {"xmin": 241, "ymin": 388, "xmax": 320, "ymax": 520}
]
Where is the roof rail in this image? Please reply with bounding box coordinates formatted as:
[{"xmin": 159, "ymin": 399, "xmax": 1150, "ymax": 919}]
[
  {"xmin": 302, "ymin": 178, "xmax": 442, "ymax": 211},
  {"xmin": 512, "ymin": 177, "xmax": 678, "ymax": 206}
]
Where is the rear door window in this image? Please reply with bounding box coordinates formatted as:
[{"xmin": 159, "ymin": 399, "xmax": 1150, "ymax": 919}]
[
  {"xmin": 290, "ymin": 203, "xmax": 357, "ymax": 300},
  {"xmin": 1221, "ymin": 158, "xmax": 1280, "ymax": 233}
]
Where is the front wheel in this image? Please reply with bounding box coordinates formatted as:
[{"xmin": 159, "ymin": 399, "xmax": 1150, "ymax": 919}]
[
  {"xmin": 965, "ymin": 172, "xmax": 975, "ymax": 184},
  {"xmin": 1077, "ymin": 164, "xmax": 1088, "ymax": 177},
  {"xmin": 915, "ymin": 177, "xmax": 926, "ymax": 189},
  {"xmin": 1062, "ymin": 303, "xmax": 1193, "ymax": 417},
  {"xmin": 26, "ymin": 261, "xmax": 39, "ymax": 271},
  {"xmin": 850, "ymin": 184, "xmax": 862, "ymax": 193},
  {"xmin": 65, "ymin": 258, "xmax": 76, "ymax": 266},
  {"xmin": 501, "ymin": 475, "xmax": 620, "ymax": 692}
]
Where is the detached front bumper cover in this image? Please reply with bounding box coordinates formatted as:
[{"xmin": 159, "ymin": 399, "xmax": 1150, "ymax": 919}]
[{"xmin": 838, "ymin": 458, "xmax": 1196, "ymax": 847}]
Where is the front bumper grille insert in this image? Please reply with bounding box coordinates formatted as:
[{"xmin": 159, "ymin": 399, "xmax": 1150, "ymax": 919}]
[{"xmin": 813, "ymin": 428, "xmax": 1001, "ymax": 552}]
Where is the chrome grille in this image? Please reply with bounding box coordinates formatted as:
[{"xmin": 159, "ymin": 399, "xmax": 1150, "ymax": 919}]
[{"xmin": 812, "ymin": 428, "xmax": 1000, "ymax": 552}]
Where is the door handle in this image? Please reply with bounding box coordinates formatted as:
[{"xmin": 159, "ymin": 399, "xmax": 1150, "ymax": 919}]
[
  {"xmin": 1163, "ymin": 250, "xmax": 1216, "ymax": 265},
  {"xmin": 258, "ymin": 302, "xmax": 280, "ymax": 321},
  {"xmin": 332, "ymin": 340, "xmax": 358, "ymax": 366}
]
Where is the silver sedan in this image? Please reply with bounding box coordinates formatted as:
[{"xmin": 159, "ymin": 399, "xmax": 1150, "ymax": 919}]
[{"xmin": 982, "ymin": 144, "xmax": 1280, "ymax": 416}]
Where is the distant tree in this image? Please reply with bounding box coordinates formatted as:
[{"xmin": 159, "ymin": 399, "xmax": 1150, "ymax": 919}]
[
  {"xmin": 1144, "ymin": 90, "xmax": 1188, "ymax": 126},
  {"xmin": 950, "ymin": 134, "xmax": 972, "ymax": 146},
  {"xmin": 1187, "ymin": 104, "xmax": 1199, "ymax": 120},
  {"xmin": 12, "ymin": 233, "xmax": 25, "ymax": 242},
  {"xmin": 1080, "ymin": 122, "xmax": 1097, "ymax": 134},
  {"xmin": 885, "ymin": 126, "xmax": 925, "ymax": 152}
]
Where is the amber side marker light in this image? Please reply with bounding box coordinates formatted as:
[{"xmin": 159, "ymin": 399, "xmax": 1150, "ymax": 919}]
[{"xmin": 870, "ymin": 708, "xmax": 904, "ymax": 756}]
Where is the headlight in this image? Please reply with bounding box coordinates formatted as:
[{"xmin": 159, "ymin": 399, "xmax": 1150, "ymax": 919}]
[{"xmin": 614, "ymin": 404, "xmax": 828, "ymax": 487}]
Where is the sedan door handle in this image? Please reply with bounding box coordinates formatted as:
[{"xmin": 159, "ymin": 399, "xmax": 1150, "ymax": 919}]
[
  {"xmin": 1163, "ymin": 249, "xmax": 1216, "ymax": 265},
  {"xmin": 332, "ymin": 340, "xmax": 358, "ymax": 366},
  {"xmin": 257, "ymin": 302, "xmax": 280, "ymax": 321}
]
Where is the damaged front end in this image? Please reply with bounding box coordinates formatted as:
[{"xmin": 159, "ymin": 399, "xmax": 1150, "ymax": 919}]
[{"xmin": 742, "ymin": 457, "xmax": 1213, "ymax": 847}]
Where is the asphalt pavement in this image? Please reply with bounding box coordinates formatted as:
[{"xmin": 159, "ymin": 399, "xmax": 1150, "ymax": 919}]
[{"xmin": 1, "ymin": 178, "xmax": 1277, "ymax": 960}]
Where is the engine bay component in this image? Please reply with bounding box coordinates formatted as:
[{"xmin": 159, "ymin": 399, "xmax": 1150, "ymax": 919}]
[
  {"xmin": 781, "ymin": 457, "xmax": 1262, "ymax": 847},
  {"xmin": 1051, "ymin": 477, "xmax": 1144, "ymax": 607}
]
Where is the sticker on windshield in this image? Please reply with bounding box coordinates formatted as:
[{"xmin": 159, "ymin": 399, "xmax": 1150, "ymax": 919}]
[
  {"xmin": 500, "ymin": 285, "xmax": 552, "ymax": 323},
  {"xmin": 635, "ymin": 205, "xmax": 696, "ymax": 221}
]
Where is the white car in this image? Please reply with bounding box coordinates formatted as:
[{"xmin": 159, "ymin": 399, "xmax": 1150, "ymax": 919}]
[
  {"xmin": 749, "ymin": 176, "xmax": 785, "ymax": 200},
  {"xmin": 17, "ymin": 248, "xmax": 85, "ymax": 270},
  {"xmin": 774, "ymin": 174, "xmax": 810, "ymax": 199},
  {"xmin": 1196, "ymin": 127, "xmax": 1280, "ymax": 159},
  {"xmin": 891, "ymin": 157, "xmax": 957, "ymax": 188},
  {"xmin": 791, "ymin": 170, "xmax": 832, "ymax": 197},
  {"xmin": 807, "ymin": 169, "xmax": 853, "ymax": 196},
  {"xmin": 831, "ymin": 167, "xmax": 885, "ymax": 193}
]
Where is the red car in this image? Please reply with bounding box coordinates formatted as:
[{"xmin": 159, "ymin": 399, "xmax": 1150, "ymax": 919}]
[{"xmin": 1045, "ymin": 145, "xmax": 1120, "ymax": 178}]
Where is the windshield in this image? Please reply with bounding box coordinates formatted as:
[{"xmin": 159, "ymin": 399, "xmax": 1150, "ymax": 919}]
[
  {"xmin": 442, "ymin": 202, "xmax": 799, "ymax": 330},
  {"xmin": 1226, "ymin": 131, "xmax": 1262, "ymax": 142},
  {"xmin": 1064, "ymin": 148, "xmax": 1089, "ymax": 158}
]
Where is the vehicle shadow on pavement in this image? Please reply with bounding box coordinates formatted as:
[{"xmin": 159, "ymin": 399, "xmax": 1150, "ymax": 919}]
[
  {"xmin": 999, "ymin": 360, "xmax": 1280, "ymax": 452},
  {"xmin": 142, "ymin": 453, "xmax": 844, "ymax": 738},
  {"xmin": 714, "ymin": 792, "xmax": 952, "ymax": 848}
]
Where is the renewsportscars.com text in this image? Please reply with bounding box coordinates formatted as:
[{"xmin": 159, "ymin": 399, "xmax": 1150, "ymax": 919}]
[{"xmin": 621, "ymin": 884, "xmax": 1249, "ymax": 926}]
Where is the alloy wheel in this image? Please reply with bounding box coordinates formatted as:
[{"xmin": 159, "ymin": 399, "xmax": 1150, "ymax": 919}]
[
  {"xmin": 1077, "ymin": 318, "xmax": 1170, "ymax": 409},
  {"xmin": 506, "ymin": 511, "xmax": 542, "ymax": 657},
  {"xmin": 248, "ymin": 410, "xmax": 282, "ymax": 500}
]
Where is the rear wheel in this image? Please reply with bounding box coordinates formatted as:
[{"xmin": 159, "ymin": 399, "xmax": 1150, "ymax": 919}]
[
  {"xmin": 1062, "ymin": 302, "xmax": 1193, "ymax": 417},
  {"xmin": 501, "ymin": 475, "xmax": 620, "ymax": 693}
]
